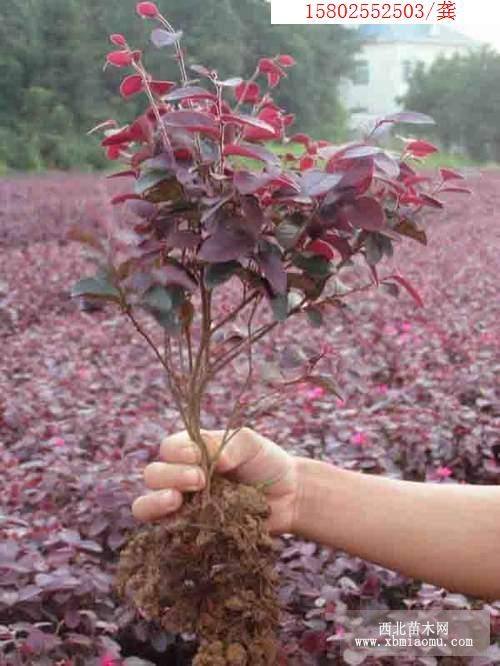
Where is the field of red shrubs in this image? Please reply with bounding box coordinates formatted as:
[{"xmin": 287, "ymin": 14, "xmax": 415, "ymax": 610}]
[{"xmin": 1, "ymin": 171, "xmax": 499, "ymax": 665}]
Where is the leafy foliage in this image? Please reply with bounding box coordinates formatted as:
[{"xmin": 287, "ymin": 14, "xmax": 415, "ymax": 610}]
[
  {"xmin": 75, "ymin": 5, "xmax": 456, "ymax": 357},
  {"xmin": 0, "ymin": 0, "xmax": 360, "ymax": 171},
  {"xmin": 402, "ymin": 46, "xmax": 500, "ymax": 163},
  {"xmin": 1, "ymin": 172, "xmax": 499, "ymax": 664}
]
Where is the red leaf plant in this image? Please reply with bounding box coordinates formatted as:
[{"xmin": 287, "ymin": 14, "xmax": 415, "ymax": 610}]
[{"xmin": 70, "ymin": 3, "xmax": 465, "ymax": 664}]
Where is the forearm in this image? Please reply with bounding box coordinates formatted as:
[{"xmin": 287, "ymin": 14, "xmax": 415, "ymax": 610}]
[{"xmin": 293, "ymin": 458, "xmax": 500, "ymax": 601}]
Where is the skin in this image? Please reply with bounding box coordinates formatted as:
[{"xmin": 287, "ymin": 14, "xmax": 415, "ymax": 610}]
[{"xmin": 133, "ymin": 428, "xmax": 500, "ymax": 602}]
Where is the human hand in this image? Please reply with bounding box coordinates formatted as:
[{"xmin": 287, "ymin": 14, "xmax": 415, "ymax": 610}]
[{"xmin": 132, "ymin": 427, "xmax": 300, "ymax": 535}]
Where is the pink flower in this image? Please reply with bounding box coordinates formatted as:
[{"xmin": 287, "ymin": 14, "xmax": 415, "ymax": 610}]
[
  {"xmin": 383, "ymin": 324, "xmax": 398, "ymax": 336},
  {"xmin": 306, "ymin": 387, "xmax": 325, "ymax": 401},
  {"xmin": 336, "ymin": 398, "xmax": 346, "ymax": 408},
  {"xmin": 352, "ymin": 431, "xmax": 368, "ymax": 447},
  {"xmin": 435, "ymin": 466, "xmax": 453, "ymax": 480},
  {"xmin": 375, "ymin": 384, "xmax": 389, "ymax": 395},
  {"xmin": 401, "ymin": 321, "xmax": 412, "ymax": 333},
  {"xmin": 100, "ymin": 654, "xmax": 121, "ymax": 666},
  {"xmin": 53, "ymin": 437, "xmax": 65, "ymax": 448}
]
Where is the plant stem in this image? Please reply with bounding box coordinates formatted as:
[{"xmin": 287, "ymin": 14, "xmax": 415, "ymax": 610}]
[{"xmin": 125, "ymin": 308, "xmax": 189, "ymax": 426}]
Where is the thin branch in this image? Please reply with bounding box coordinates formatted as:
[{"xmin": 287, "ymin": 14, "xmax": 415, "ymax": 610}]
[
  {"xmin": 125, "ymin": 308, "xmax": 189, "ymax": 426},
  {"xmin": 208, "ymin": 296, "xmax": 260, "ymax": 478},
  {"xmin": 211, "ymin": 290, "xmax": 260, "ymax": 334}
]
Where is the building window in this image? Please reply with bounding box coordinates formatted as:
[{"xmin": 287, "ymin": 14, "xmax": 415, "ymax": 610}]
[{"xmin": 353, "ymin": 60, "xmax": 370, "ymax": 86}]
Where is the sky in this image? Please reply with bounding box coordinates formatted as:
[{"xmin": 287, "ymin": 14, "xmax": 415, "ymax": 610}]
[{"xmin": 457, "ymin": 0, "xmax": 500, "ymax": 51}]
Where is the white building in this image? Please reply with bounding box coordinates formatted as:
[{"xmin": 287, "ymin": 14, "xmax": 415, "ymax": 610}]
[{"xmin": 343, "ymin": 25, "xmax": 479, "ymax": 127}]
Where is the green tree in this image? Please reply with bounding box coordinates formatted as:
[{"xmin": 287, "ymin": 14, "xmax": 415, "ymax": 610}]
[
  {"xmin": 0, "ymin": 0, "xmax": 360, "ymax": 171},
  {"xmin": 402, "ymin": 46, "xmax": 500, "ymax": 163}
]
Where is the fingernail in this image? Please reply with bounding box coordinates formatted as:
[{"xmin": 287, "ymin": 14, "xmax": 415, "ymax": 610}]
[{"xmin": 183, "ymin": 468, "xmax": 203, "ymax": 490}]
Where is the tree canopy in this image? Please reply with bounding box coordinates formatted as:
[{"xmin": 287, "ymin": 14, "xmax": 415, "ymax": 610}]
[
  {"xmin": 0, "ymin": 0, "xmax": 360, "ymax": 171},
  {"xmin": 401, "ymin": 47, "xmax": 500, "ymax": 163}
]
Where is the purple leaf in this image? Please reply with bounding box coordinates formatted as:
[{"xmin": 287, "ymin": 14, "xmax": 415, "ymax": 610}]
[
  {"xmin": 343, "ymin": 197, "xmax": 385, "ymax": 231},
  {"xmin": 162, "ymin": 110, "xmax": 218, "ymax": 137},
  {"xmin": 218, "ymin": 77, "xmax": 243, "ymax": 88},
  {"xmin": 167, "ymin": 229, "xmax": 200, "ymax": 249},
  {"xmin": 233, "ymin": 170, "xmax": 274, "ymax": 195},
  {"xmin": 152, "ymin": 265, "xmax": 197, "ymax": 292},
  {"xmin": 301, "ymin": 170, "xmax": 343, "ymax": 197},
  {"xmin": 107, "ymin": 532, "xmax": 127, "ymax": 550},
  {"xmin": 64, "ymin": 609, "xmax": 81, "ymax": 630},
  {"xmin": 198, "ymin": 217, "xmax": 256, "ymax": 262},
  {"xmin": 17, "ymin": 585, "xmax": 42, "ymax": 602},
  {"xmin": 256, "ymin": 243, "xmax": 287, "ymax": 294},
  {"xmin": 224, "ymin": 142, "xmax": 279, "ymax": 165},
  {"xmin": 151, "ymin": 28, "xmax": 182, "ymax": 48},
  {"xmin": 127, "ymin": 200, "xmax": 157, "ymax": 219},
  {"xmin": 164, "ymin": 86, "xmax": 217, "ymax": 103},
  {"xmin": 240, "ymin": 196, "xmax": 264, "ymax": 238},
  {"xmin": 87, "ymin": 516, "xmax": 109, "ymax": 538},
  {"xmin": 381, "ymin": 111, "xmax": 435, "ymax": 125}
]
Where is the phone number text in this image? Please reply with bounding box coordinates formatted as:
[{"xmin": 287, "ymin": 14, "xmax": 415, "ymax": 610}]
[{"xmin": 305, "ymin": 2, "xmax": 433, "ymax": 20}]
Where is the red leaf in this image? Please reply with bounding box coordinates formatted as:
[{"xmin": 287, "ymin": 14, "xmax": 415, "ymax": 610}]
[
  {"xmin": 299, "ymin": 155, "xmax": 315, "ymax": 171},
  {"xmin": 440, "ymin": 167, "xmax": 465, "ymax": 182},
  {"xmin": 111, "ymin": 193, "xmax": 142, "ymax": 205},
  {"xmin": 267, "ymin": 70, "xmax": 281, "ymax": 88},
  {"xmin": 129, "ymin": 114, "xmax": 154, "ymax": 143},
  {"xmin": 149, "ymin": 80, "xmax": 176, "ymax": 96},
  {"xmin": 258, "ymin": 58, "xmax": 285, "ymax": 76},
  {"xmin": 258, "ymin": 58, "xmax": 286, "ymax": 87},
  {"xmin": 101, "ymin": 128, "xmax": 132, "ymax": 147},
  {"xmin": 136, "ymin": 2, "xmax": 159, "ymax": 18},
  {"xmin": 299, "ymin": 631, "xmax": 327, "ymax": 655},
  {"xmin": 420, "ymin": 193, "xmax": 444, "ymax": 209},
  {"xmin": 440, "ymin": 186, "xmax": 472, "ymax": 195},
  {"xmin": 324, "ymin": 233, "xmax": 351, "ymax": 260},
  {"xmin": 290, "ymin": 133, "xmax": 311, "ymax": 147},
  {"xmin": 222, "ymin": 113, "xmax": 276, "ymax": 134},
  {"xmin": 223, "ymin": 143, "xmax": 278, "ymax": 165},
  {"xmin": 106, "ymin": 169, "xmax": 137, "ymax": 179},
  {"xmin": 307, "ymin": 239, "xmax": 335, "ymax": 260},
  {"xmin": 277, "ymin": 54, "xmax": 296, "ymax": 67},
  {"xmin": 106, "ymin": 145, "xmax": 125, "ymax": 160},
  {"xmin": 344, "ymin": 197, "xmax": 385, "ymax": 231},
  {"xmin": 110, "ymin": 34, "xmax": 127, "ymax": 46},
  {"xmin": 106, "ymin": 51, "xmax": 133, "ymax": 68},
  {"xmin": 258, "ymin": 58, "xmax": 278, "ymax": 74},
  {"xmin": 406, "ymin": 139, "xmax": 439, "ymax": 158},
  {"xmin": 384, "ymin": 274, "xmax": 424, "ymax": 307},
  {"xmin": 234, "ymin": 81, "xmax": 261, "ymax": 104},
  {"xmin": 120, "ymin": 75, "xmax": 144, "ymax": 98}
]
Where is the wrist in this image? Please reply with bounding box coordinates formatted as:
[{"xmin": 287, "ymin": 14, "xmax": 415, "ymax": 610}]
[{"xmin": 291, "ymin": 456, "xmax": 337, "ymax": 538}]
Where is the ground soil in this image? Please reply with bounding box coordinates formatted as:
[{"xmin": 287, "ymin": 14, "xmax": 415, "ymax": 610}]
[{"xmin": 116, "ymin": 476, "xmax": 281, "ymax": 665}]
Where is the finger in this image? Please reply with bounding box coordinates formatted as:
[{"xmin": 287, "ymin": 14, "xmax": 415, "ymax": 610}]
[
  {"xmin": 159, "ymin": 428, "xmax": 267, "ymax": 475},
  {"xmin": 159, "ymin": 431, "xmax": 202, "ymax": 464},
  {"xmin": 132, "ymin": 489, "xmax": 183, "ymax": 522},
  {"xmin": 144, "ymin": 462, "xmax": 205, "ymax": 492},
  {"xmin": 213, "ymin": 428, "xmax": 269, "ymax": 477},
  {"xmin": 201, "ymin": 428, "xmax": 267, "ymax": 476}
]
